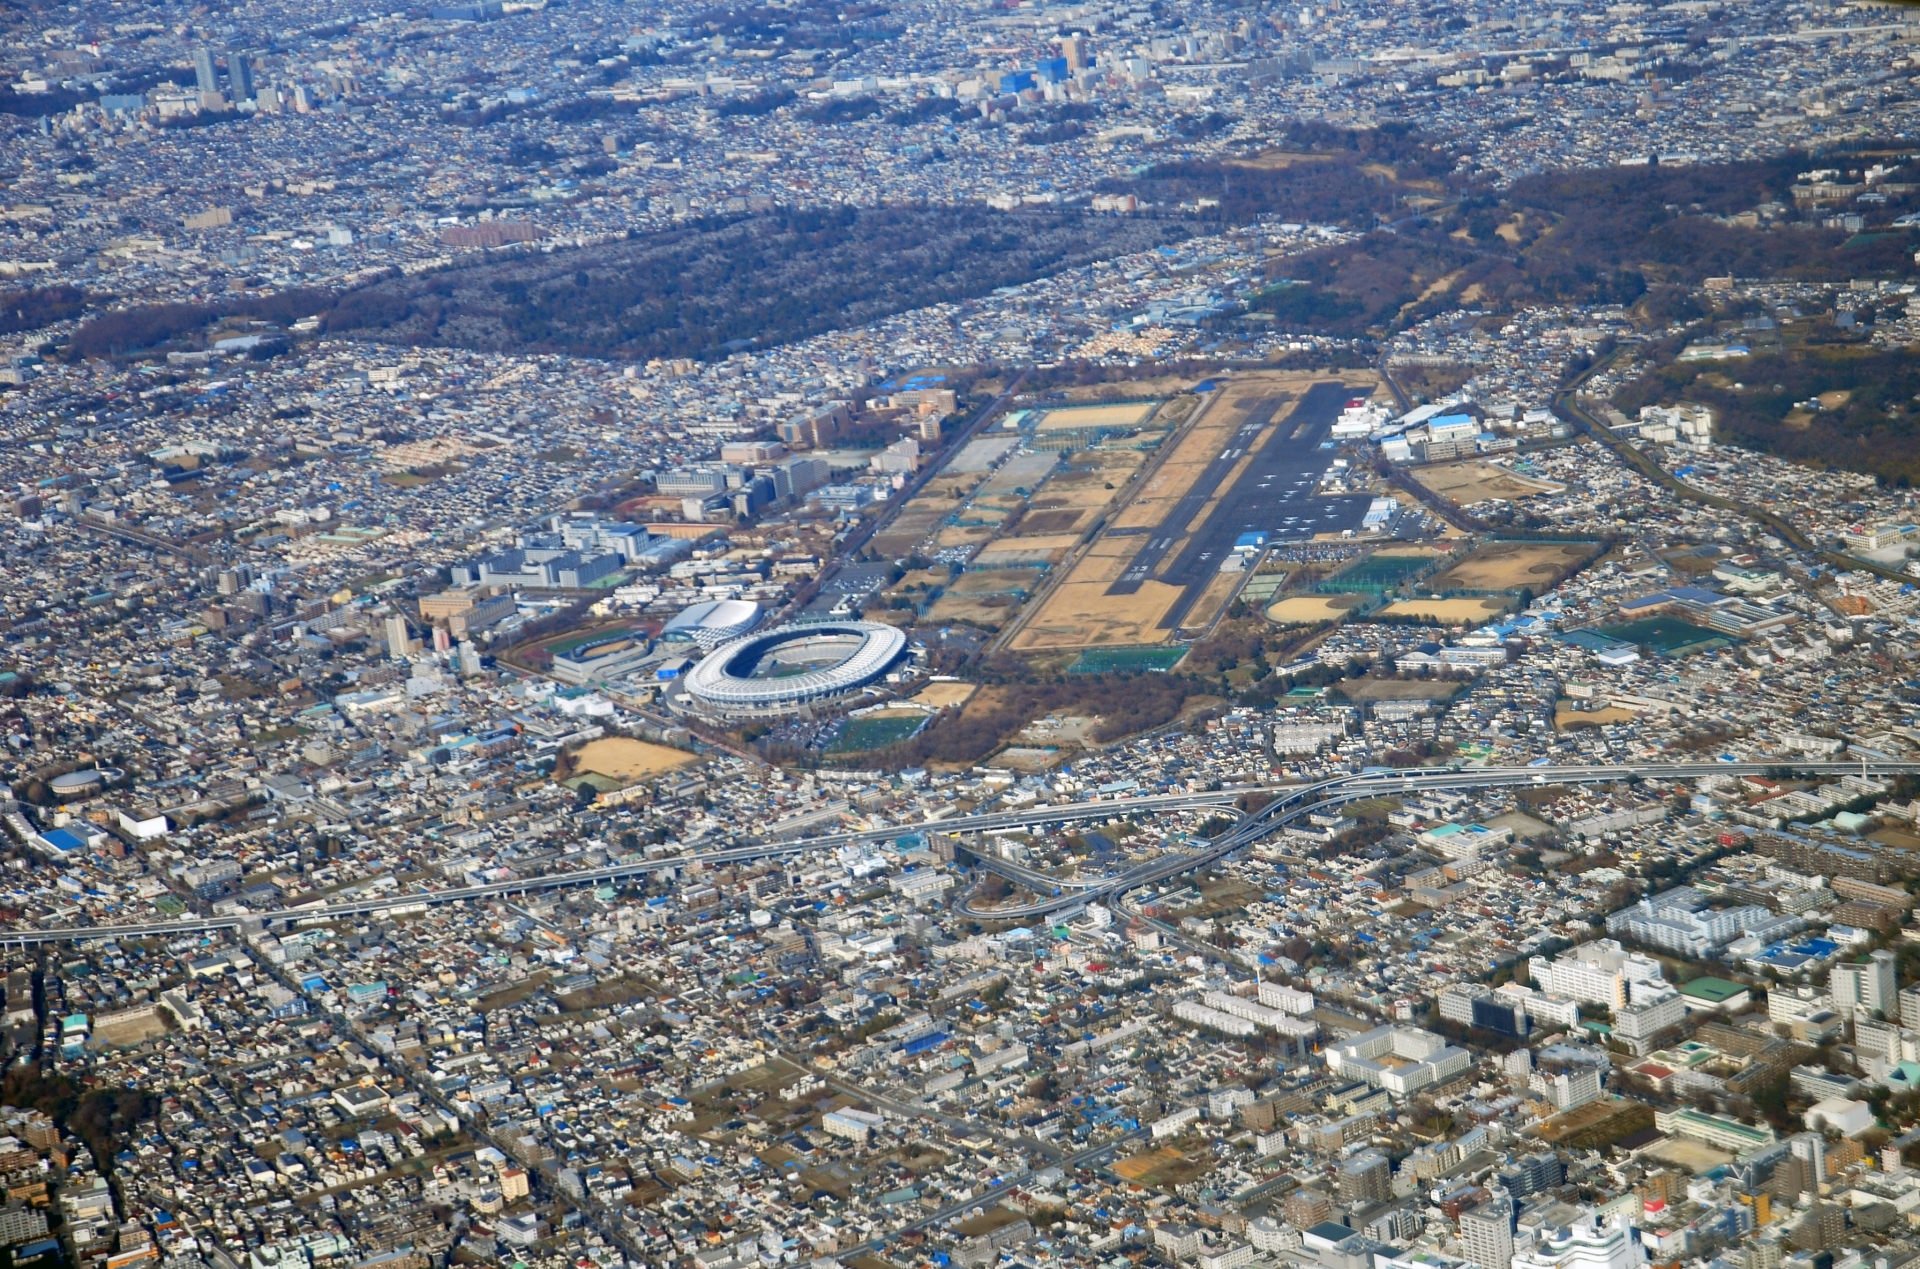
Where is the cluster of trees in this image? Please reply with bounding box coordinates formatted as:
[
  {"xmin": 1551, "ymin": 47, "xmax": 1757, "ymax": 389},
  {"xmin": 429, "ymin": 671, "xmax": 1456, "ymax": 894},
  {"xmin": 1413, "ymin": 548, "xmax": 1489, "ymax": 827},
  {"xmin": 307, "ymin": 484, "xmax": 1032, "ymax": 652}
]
[
  {"xmin": 0, "ymin": 1067, "xmax": 155, "ymax": 1177},
  {"xmin": 1160, "ymin": 137, "xmax": 1920, "ymax": 338},
  {"xmin": 1107, "ymin": 120, "xmax": 1459, "ymax": 230},
  {"xmin": 321, "ymin": 205, "xmax": 1188, "ymax": 363},
  {"xmin": 1615, "ymin": 345, "xmax": 1920, "ymax": 484},
  {"xmin": 839, "ymin": 670, "xmax": 1204, "ymax": 769},
  {"xmin": 64, "ymin": 288, "xmax": 334, "ymax": 360},
  {"xmin": 0, "ymin": 284, "xmax": 84, "ymax": 336}
]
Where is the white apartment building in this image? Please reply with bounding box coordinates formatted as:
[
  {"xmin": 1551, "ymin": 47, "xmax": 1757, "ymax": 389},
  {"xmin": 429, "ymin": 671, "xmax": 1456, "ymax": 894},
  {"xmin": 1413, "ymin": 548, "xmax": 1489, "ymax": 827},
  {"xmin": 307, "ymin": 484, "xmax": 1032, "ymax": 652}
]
[
  {"xmin": 1612, "ymin": 987, "xmax": 1686, "ymax": 1047},
  {"xmin": 1511, "ymin": 1213, "xmax": 1649, "ymax": 1269},
  {"xmin": 1528, "ymin": 940, "xmax": 1665, "ymax": 1011},
  {"xmin": 1325, "ymin": 1025, "xmax": 1472, "ymax": 1095},
  {"xmin": 1831, "ymin": 950, "xmax": 1898, "ymax": 1020}
]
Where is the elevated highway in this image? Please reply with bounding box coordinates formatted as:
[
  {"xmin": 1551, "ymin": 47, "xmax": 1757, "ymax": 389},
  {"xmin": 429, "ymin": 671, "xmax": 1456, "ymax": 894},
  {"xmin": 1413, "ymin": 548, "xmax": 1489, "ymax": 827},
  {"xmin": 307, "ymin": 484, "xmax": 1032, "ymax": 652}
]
[
  {"xmin": 957, "ymin": 758, "xmax": 1916, "ymax": 919},
  {"xmin": 0, "ymin": 760, "xmax": 1904, "ymax": 945}
]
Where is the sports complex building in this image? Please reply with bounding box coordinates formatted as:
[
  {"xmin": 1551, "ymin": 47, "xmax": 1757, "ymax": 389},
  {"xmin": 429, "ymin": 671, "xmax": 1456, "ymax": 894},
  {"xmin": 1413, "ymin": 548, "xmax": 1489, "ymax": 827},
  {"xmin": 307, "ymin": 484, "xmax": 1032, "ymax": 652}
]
[{"xmin": 677, "ymin": 621, "xmax": 911, "ymax": 718}]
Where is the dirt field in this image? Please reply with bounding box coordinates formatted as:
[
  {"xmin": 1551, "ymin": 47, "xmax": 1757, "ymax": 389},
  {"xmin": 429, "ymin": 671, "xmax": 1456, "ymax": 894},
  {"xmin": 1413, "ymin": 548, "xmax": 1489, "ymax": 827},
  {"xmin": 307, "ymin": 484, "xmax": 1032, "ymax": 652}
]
[
  {"xmin": 1555, "ymin": 705, "xmax": 1641, "ymax": 728},
  {"xmin": 1112, "ymin": 1146, "xmax": 1211, "ymax": 1188},
  {"xmin": 1177, "ymin": 568, "xmax": 1248, "ymax": 634},
  {"xmin": 1226, "ymin": 150, "xmax": 1336, "ymax": 171},
  {"xmin": 1640, "ymin": 1137, "xmax": 1733, "ymax": 1174},
  {"xmin": 92, "ymin": 1007, "xmax": 170, "ymax": 1048},
  {"xmin": 1267, "ymin": 594, "xmax": 1367, "ymax": 624},
  {"xmin": 931, "ymin": 524, "xmax": 997, "ymax": 551},
  {"xmin": 1414, "ymin": 461, "xmax": 1566, "ymax": 504},
  {"xmin": 1428, "ymin": 541, "xmax": 1596, "ymax": 592},
  {"xmin": 911, "ymin": 682, "xmax": 978, "ymax": 708},
  {"xmin": 1036, "ymin": 401, "xmax": 1161, "ymax": 430},
  {"xmin": 1486, "ymin": 811, "xmax": 1555, "ymax": 840},
  {"xmin": 985, "ymin": 746, "xmax": 1064, "ymax": 773},
  {"xmin": 925, "ymin": 568, "xmax": 1041, "ymax": 628},
  {"xmin": 975, "ymin": 533, "xmax": 1082, "ymax": 567},
  {"xmin": 1339, "ymin": 677, "xmax": 1460, "ymax": 701},
  {"xmin": 572, "ymin": 737, "xmax": 700, "ymax": 782},
  {"xmin": 1018, "ymin": 508, "xmax": 1089, "ymax": 535},
  {"xmin": 1058, "ymin": 374, "xmax": 1212, "ymax": 401},
  {"xmin": 1378, "ymin": 597, "xmax": 1510, "ymax": 623},
  {"xmin": 1009, "ymin": 537, "xmax": 1184, "ymax": 649},
  {"xmin": 1532, "ymin": 1097, "xmax": 1653, "ymax": 1149}
]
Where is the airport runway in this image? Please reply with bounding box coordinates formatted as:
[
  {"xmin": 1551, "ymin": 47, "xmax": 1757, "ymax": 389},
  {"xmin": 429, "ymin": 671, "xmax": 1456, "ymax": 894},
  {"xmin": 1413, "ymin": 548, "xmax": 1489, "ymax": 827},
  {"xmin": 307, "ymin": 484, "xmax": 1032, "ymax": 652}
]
[{"xmin": 1104, "ymin": 381, "xmax": 1375, "ymax": 630}]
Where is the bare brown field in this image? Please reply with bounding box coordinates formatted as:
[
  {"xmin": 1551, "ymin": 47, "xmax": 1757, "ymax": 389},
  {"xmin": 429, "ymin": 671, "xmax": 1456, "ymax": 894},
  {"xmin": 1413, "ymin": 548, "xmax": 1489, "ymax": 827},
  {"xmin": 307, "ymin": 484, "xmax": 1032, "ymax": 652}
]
[
  {"xmin": 946, "ymin": 568, "xmax": 1044, "ymax": 597},
  {"xmin": 1378, "ymin": 597, "xmax": 1510, "ymax": 623},
  {"xmin": 1226, "ymin": 150, "xmax": 1336, "ymax": 171},
  {"xmin": 1414, "ymin": 461, "xmax": 1566, "ymax": 505},
  {"xmin": 931, "ymin": 524, "xmax": 996, "ymax": 550},
  {"xmin": 1555, "ymin": 706, "xmax": 1641, "ymax": 728},
  {"xmin": 1035, "ymin": 401, "xmax": 1160, "ymax": 429},
  {"xmin": 1113, "ymin": 1147, "xmax": 1185, "ymax": 1180},
  {"xmin": 1060, "ymin": 375, "xmax": 1210, "ymax": 401},
  {"xmin": 1019, "ymin": 508, "xmax": 1090, "ymax": 535},
  {"xmin": 911, "ymin": 682, "xmax": 978, "ymax": 708},
  {"xmin": 1009, "ymin": 537, "xmax": 1171, "ymax": 650},
  {"xmin": 924, "ymin": 594, "xmax": 1018, "ymax": 628},
  {"xmin": 1011, "ymin": 580, "xmax": 1186, "ymax": 649},
  {"xmin": 1267, "ymin": 594, "xmax": 1367, "ymax": 624},
  {"xmin": 1427, "ymin": 542, "xmax": 1597, "ymax": 591},
  {"xmin": 1532, "ymin": 1098, "xmax": 1654, "ymax": 1149},
  {"xmin": 573, "ymin": 737, "xmax": 699, "ymax": 781},
  {"xmin": 975, "ymin": 533, "xmax": 1082, "ymax": 567},
  {"xmin": 1340, "ymin": 678, "xmax": 1460, "ymax": 701},
  {"xmin": 1177, "ymin": 568, "xmax": 1247, "ymax": 634}
]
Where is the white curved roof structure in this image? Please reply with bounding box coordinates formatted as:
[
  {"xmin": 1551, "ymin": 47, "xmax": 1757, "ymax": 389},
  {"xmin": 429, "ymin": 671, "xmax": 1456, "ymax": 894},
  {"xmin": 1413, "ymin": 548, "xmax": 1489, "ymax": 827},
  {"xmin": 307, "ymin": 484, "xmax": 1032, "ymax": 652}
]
[
  {"xmin": 662, "ymin": 599, "xmax": 762, "ymax": 650},
  {"xmin": 683, "ymin": 621, "xmax": 908, "ymax": 715}
]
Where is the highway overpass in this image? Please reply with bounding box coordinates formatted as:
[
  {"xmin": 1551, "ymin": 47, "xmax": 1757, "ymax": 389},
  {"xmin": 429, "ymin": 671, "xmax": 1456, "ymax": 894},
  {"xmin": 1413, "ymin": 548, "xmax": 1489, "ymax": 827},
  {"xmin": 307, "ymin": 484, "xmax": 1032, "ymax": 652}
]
[{"xmin": 0, "ymin": 759, "xmax": 1906, "ymax": 946}]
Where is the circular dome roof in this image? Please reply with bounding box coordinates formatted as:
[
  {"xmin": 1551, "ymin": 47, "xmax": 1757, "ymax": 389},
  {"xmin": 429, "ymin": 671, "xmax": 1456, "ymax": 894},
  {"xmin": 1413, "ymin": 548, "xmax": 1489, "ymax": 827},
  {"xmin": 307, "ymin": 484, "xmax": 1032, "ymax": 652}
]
[{"xmin": 682, "ymin": 621, "xmax": 908, "ymax": 714}]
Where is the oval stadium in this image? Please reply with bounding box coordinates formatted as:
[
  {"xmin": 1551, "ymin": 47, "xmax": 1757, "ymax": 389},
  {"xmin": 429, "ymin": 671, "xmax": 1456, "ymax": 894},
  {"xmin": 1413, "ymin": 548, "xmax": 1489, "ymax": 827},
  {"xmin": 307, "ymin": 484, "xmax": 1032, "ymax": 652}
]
[{"xmin": 680, "ymin": 621, "xmax": 910, "ymax": 717}]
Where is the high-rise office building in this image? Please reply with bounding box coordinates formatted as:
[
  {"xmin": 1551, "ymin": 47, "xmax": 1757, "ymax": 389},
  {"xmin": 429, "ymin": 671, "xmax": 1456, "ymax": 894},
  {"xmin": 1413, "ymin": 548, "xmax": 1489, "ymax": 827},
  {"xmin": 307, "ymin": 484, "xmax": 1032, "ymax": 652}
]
[
  {"xmin": 229, "ymin": 51, "xmax": 255, "ymax": 102},
  {"xmin": 192, "ymin": 47, "xmax": 219, "ymax": 94},
  {"xmin": 1460, "ymin": 1197, "xmax": 1515, "ymax": 1269}
]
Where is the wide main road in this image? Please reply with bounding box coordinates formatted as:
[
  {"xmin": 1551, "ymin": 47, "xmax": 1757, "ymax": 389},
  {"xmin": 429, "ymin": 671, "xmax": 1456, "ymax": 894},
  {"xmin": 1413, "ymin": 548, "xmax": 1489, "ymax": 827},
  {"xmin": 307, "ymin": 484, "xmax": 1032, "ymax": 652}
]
[
  {"xmin": 0, "ymin": 760, "xmax": 1906, "ymax": 945},
  {"xmin": 958, "ymin": 758, "xmax": 1920, "ymax": 918},
  {"xmin": 0, "ymin": 788, "xmax": 1257, "ymax": 947}
]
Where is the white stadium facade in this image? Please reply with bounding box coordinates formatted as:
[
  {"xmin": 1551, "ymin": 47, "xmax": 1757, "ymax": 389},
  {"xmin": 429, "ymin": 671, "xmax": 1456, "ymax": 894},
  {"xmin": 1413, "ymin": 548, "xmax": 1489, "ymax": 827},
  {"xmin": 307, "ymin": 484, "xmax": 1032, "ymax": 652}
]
[{"xmin": 678, "ymin": 621, "xmax": 910, "ymax": 717}]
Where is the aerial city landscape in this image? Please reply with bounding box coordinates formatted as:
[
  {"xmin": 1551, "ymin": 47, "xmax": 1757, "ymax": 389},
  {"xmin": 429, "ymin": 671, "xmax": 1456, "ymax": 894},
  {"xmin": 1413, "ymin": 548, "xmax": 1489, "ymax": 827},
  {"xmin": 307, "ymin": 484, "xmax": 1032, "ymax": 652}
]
[{"xmin": 20, "ymin": 4, "xmax": 1920, "ymax": 1269}]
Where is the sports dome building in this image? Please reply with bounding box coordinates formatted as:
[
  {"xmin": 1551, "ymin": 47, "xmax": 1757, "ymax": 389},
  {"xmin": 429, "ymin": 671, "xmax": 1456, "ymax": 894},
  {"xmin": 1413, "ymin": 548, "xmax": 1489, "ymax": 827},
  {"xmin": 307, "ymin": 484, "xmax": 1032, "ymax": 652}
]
[{"xmin": 679, "ymin": 621, "xmax": 910, "ymax": 717}]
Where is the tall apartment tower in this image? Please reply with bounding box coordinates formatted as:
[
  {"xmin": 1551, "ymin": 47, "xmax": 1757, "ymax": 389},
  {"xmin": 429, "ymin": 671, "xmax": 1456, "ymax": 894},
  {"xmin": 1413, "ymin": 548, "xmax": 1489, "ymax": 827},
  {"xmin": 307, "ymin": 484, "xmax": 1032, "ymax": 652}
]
[
  {"xmin": 229, "ymin": 51, "xmax": 255, "ymax": 102},
  {"xmin": 192, "ymin": 47, "xmax": 219, "ymax": 94},
  {"xmin": 1459, "ymin": 1197, "xmax": 1515, "ymax": 1269},
  {"xmin": 385, "ymin": 614, "xmax": 411, "ymax": 660}
]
